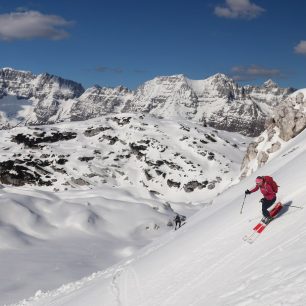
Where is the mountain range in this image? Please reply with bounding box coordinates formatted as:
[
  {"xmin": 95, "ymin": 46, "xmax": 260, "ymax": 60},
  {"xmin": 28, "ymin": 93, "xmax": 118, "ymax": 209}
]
[{"xmin": 0, "ymin": 68, "xmax": 295, "ymax": 136}]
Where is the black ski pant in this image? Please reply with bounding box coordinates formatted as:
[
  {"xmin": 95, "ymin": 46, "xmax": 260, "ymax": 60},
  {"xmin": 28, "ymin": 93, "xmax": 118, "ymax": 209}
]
[
  {"xmin": 261, "ymin": 197, "xmax": 276, "ymax": 217},
  {"xmin": 175, "ymin": 221, "xmax": 181, "ymax": 229}
]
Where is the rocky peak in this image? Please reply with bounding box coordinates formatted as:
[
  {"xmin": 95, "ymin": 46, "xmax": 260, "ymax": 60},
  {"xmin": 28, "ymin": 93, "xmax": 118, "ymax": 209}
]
[
  {"xmin": 153, "ymin": 74, "xmax": 187, "ymax": 83},
  {"xmin": 240, "ymin": 89, "xmax": 306, "ymax": 179},
  {"xmin": 0, "ymin": 67, "xmax": 35, "ymax": 98},
  {"xmin": 0, "ymin": 68, "xmax": 84, "ymax": 99},
  {"xmin": 36, "ymin": 73, "xmax": 84, "ymax": 97},
  {"xmin": 0, "ymin": 68, "xmax": 297, "ymax": 137},
  {"xmin": 206, "ymin": 73, "xmax": 234, "ymax": 84},
  {"xmin": 203, "ymin": 73, "xmax": 239, "ymax": 97},
  {"xmin": 71, "ymin": 85, "xmax": 133, "ymax": 121},
  {"xmin": 263, "ymin": 79, "xmax": 278, "ymax": 88}
]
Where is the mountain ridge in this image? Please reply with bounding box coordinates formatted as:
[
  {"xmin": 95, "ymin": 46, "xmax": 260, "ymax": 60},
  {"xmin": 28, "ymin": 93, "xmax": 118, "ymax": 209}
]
[{"xmin": 0, "ymin": 68, "xmax": 296, "ymax": 136}]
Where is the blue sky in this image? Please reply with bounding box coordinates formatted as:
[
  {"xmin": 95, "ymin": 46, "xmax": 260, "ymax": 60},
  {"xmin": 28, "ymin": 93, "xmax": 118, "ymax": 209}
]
[{"xmin": 0, "ymin": 0, "xmax": 305, "ymax": 89}]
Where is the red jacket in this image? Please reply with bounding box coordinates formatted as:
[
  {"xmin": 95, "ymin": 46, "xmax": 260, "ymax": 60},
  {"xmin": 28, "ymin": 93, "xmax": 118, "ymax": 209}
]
[{"xmin": 250, "ymin": 181, "xmax": 276, "ymax": 200}]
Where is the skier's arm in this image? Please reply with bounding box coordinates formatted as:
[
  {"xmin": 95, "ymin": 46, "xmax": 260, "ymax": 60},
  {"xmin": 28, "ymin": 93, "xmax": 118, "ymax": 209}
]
[{"xmin": 249, "ymin": 185, "xmax": 259, "ymax": 193}]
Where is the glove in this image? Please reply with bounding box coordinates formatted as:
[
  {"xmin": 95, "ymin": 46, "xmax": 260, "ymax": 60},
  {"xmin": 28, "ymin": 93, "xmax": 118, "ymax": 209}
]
[{"xmin": 245, "ymin": 190, "xmax": 251, "ymax": 195}]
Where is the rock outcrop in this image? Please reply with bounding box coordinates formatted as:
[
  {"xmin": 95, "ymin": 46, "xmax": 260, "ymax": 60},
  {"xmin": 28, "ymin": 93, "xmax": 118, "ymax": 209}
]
[{"xmin": 240, "ymin": 89, "xmax": 306, "ymax": 178}]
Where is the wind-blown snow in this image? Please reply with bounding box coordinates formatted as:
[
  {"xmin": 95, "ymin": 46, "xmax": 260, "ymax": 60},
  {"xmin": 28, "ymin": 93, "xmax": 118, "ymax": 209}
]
[
  {"xmin": 0, "ymin": 185, "xmax": 196, "ymax": 305},
  {"xmin": 8, "ymin": 119, "xmax": 306, "ymax": 305},
  {"xmin": 0, "ymin": 114, "xmax": 251, "ymax": 305}
]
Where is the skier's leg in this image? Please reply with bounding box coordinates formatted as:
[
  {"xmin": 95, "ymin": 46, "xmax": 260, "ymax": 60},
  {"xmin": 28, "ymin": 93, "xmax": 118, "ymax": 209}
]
[{"xmin": 261, "ymin": 198, "xmax": 276, "ymax": 218}]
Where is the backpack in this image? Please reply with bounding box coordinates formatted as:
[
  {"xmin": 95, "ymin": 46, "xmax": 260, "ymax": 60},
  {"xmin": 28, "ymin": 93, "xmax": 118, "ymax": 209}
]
[{"xmin": 264, "ymin": 176, "xmax": 279, "ymax": 193}]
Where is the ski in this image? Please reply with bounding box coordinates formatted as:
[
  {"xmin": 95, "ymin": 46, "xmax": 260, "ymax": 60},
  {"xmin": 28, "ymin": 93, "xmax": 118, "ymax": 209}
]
[
  {"xmin": 174, "ymin": 222, "xmax": 186, "ymax": 230},
  {"xmin": 243, "ymin": 231, "xmax": 261, "ymax": 244},
  {"xmin": 243, "ymin": 202, "xmax": 283, "ymax": 244}
]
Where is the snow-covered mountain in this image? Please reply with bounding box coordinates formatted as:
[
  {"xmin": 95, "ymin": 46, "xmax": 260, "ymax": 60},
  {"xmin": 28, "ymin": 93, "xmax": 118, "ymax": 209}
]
[
  {"xmin": 71, "ymin": 85, "xmax": 133, "ymax": 121},
  {"xmin": 0, "ymin": 68, "xmax": 84, "ymax": 125},
  {"xmin": 241, "ymin": 89, "xmax": 306, "ymax": 178},
  {"xmin": 0, "ymin": 113, "xmax": 249, "ymax": 203},
  {"xmin": 0, "ymin": 68, "xmax": 295, "ymax": 136},
  {"xmin": 9, "ymin": 101, "xmax": 306, "ymax": 306}
]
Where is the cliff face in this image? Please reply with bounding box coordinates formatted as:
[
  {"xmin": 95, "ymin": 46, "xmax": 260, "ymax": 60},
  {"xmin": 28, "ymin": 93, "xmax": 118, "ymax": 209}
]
[
  {"xmin": 240, "ymin": 89, "xmax": 306, "ymax": 178},
  {"xmin": 0, "ymin": 68, "xmax": 85, "ymax": 126}
]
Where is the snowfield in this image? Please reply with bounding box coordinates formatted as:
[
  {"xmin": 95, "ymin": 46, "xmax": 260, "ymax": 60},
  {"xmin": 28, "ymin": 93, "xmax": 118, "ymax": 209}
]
[
  {"xmin": 6, "ymin": 122, "xmax": 306, "ymax": 305},
  {"xmin": 0, "ymin": 115, "xmax": 248, "ymax": 305}
]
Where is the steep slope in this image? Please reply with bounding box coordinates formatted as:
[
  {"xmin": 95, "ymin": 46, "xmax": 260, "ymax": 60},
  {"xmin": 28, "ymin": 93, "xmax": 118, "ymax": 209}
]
[
  {"xmin": 0, "ymin": 68, "xmax": 84, "ymax": 126},
  {"xmin": 71, "ymin": 85, "xmax": 133, "ymax": 121},
  {"xmin": 13, "ymin": 127, "xmax": 306, "ymax": 306}
]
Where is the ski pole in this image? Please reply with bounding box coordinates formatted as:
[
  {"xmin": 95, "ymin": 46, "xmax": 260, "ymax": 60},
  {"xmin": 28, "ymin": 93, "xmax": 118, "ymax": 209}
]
[
  {"xmin": 240, "ymin": 194, "xmax": 247, "ymax": 214},
  {"xmin": 283, "ymin": 204, "xmax": 303, "ymax": 209}
]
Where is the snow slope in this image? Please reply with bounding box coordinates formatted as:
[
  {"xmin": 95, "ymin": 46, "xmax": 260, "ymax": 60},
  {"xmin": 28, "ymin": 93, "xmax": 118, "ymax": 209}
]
[
  {"xmin": 0, "ymin": 115, "xmax": 250, "ymax": 305},
  {"xmin": 0, "ymin": 185, "xmax": 197, "ymax": 305},
  {"xmin": 10, "ymin": 118, "xmax": 306, "ymax": 304}
]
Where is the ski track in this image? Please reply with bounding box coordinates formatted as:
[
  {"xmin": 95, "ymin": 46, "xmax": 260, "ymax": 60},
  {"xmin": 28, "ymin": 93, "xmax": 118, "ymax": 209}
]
[
  {"xmin": 110, "ymin": 269, "xmax": 123, "ymax": 306},
  {"xmin": 240, "ymin": 224, "xmax": 306, "ymax": 274},
  {"xmin": 129, "ymin": 219, "xmax": 246, "ymax": 306},
  {"xmin": 130, "ymin": 209, "xmax": 306, "ymax": 306}
]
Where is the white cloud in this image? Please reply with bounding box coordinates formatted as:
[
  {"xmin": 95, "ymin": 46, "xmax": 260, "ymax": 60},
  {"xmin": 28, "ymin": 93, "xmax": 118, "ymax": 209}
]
[
  {"xmin": 231, "ymin": 65, "xmax": 283, "ymax": 81},
  {"xmin": 0, "ymin": 11, "xmax": 73, "ymax": 41},
  {"xmin": 214, "ymin": 0, "xmax": 265, "ymax": 19},
  {"xmin": 294, "ymin": 40, "xmax": 306, "ymax": 56}
]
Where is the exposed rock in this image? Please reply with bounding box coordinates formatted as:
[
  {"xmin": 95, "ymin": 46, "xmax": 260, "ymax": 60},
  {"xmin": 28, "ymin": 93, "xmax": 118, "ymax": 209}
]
[
  {"xmin": 183, "ymin": 180, "xmax": 208, "ymax": 192},
  {"xmin": 241, "ymin": 90, "xmax": 306, "ymax": 178},
  {"xmin": 267, "ymin": 142, "xmax": 281, "ymax": 154},
  {"xmin": 12, "ymin": 131, "xmax": 77, "ymax": 148},
  {"xmin": 257, "ymin": 151, "xmax": 269, "ymax": 167},
  {"xmin": 57, "ymin": 158, "xmax": 68, "ymax": 165},
  {"xmin": 207, "ymin": 182, "xmax": 215, "ymax": 190},
  {"xmin": 0, "ymin": 160, "xmax": 52, "ymax": 186},
  {"xmin": 167, "ymin": 179, "xmax": 181, "ymax": 188},
  {"xmin": 274, "ymin": 91, "xmax": 306, "ymax": 141},
  {"xmin": 71, "ymin": 177, "xmax": 90, "ymax": 186},
  {"xmin": 84, "ymin": 126, "xmax": 112, "ymax": 137},
  {"xmin": 144, "ymin": 169, "xmax": 153, "ymax": 181}
]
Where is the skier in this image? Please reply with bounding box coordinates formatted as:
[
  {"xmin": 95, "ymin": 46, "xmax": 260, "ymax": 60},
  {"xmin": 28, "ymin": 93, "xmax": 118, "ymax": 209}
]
[
  {"xmin": 245, "ymin": 176, "xmax": 277, "ymax": 223},
  {"xmin": 174, "ymin": 214, "xmax": 182, "ymax": 230}
]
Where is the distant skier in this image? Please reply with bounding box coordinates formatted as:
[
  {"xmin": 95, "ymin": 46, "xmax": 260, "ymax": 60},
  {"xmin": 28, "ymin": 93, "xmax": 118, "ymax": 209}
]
[
  {"xmin": 174, "ymin": 214, "xmax": 182, "ymax": 230},
  {"xmin": 245, "ymin": 176, "xmax": 278, "ymax": 223}
]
